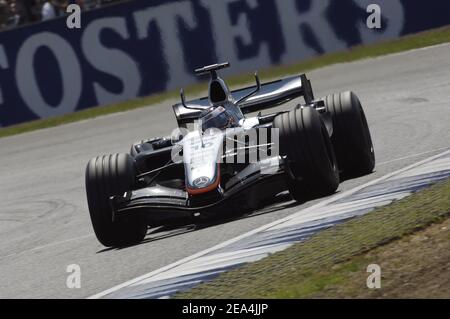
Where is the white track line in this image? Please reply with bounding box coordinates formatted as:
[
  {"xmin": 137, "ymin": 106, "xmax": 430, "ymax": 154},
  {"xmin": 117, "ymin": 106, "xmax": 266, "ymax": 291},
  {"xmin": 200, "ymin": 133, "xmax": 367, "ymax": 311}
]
[{"xmin": 89, "ymin": 149, "xmax": 450, "ymax": 299}]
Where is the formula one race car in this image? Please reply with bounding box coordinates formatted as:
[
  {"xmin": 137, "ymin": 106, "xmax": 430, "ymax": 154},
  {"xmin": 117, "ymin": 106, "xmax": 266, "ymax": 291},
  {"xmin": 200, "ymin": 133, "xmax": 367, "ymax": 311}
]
[{"xmin": 85, "ymin": 62, "xmax": 375, "ymax": 247}]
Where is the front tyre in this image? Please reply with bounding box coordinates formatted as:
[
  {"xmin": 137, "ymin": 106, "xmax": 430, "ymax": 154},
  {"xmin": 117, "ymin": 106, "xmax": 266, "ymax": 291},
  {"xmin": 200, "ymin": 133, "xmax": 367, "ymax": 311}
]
[
  {"xmin": 85, "ymin": 153, "xmax": 147, "ymax": 247},
  {"xmin": 274, "ymin": 107, "xmax": 339, "ymax": 202}
]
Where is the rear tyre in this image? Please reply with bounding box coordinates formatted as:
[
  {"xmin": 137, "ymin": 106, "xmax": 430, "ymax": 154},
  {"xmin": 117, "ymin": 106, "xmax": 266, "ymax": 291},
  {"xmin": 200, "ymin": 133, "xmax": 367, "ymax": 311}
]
[
  {"xmin": 274, "ymin": 107, "xmax": 339, "ymax": 202},
  {"xmin": 85, "ymin": 153, "xmax": 147, "ymax": 247},
  {"xmin": 322, "ymin": 91, "xmax": 375, "ymax": 177}
]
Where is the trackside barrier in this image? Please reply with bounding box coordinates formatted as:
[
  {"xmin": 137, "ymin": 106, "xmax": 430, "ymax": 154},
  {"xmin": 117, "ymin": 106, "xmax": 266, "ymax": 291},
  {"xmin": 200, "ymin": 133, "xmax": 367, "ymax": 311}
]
[{"xmin": 0, "ymin": 0, "xmax": 449, "ymax": 126}]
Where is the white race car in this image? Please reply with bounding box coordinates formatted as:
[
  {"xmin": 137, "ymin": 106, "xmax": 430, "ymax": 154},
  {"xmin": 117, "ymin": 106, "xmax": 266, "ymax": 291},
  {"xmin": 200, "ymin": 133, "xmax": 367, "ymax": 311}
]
[{"xmin": 85, "ymin": 62, "xmax": 375, "ymax": 247}]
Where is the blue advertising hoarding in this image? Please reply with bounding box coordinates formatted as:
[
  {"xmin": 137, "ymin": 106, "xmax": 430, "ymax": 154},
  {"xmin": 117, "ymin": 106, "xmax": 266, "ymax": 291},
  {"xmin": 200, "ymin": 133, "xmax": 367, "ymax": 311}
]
[{"xmin": 0, "ymin": 0, "xmax": 449, "ymax": 127}]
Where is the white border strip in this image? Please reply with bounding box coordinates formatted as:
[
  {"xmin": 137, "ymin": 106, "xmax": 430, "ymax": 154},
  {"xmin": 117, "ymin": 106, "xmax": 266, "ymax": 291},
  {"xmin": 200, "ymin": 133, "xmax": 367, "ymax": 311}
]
[{"xmin": 89, "ymin": 149, "xmax": 450, "ymax": 299}]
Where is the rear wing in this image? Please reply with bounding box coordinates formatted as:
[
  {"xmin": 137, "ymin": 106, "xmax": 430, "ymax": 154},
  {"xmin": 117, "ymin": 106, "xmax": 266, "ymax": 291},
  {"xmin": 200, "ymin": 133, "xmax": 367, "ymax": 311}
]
[{"xmin": 172, "ymin": 74, "xmax": 314, "ymax": 128}]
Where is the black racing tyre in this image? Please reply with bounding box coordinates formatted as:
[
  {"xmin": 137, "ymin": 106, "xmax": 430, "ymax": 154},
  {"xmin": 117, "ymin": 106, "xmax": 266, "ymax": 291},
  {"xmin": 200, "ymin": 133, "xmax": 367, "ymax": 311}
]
[
  {"xmin": 274, "ymin": 107, "xmax": 339, "ymax": 202},
  {"xmin": 85, "ymin": 153, "xmax": 147, "ymax": 247},
  {"xmin": 323, "ymin": 91, "xmax": 375, "ymax": 177}
]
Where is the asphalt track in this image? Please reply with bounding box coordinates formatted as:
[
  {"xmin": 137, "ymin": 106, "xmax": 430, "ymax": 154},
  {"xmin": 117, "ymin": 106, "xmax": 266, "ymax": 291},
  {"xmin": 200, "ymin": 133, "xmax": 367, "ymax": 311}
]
[{"xmin": 0, "ymin": 44, "xmax": 449, "ymax": 298}]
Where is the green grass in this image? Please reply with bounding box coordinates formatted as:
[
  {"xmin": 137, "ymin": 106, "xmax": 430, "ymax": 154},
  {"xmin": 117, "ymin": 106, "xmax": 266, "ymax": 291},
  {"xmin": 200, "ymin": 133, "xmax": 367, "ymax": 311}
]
[
  {"xmin": 175, "ymin": 178, "xmax": 450, "ymax": 299},
  {"xmin": 1, "ymin": 26, "xmax": 450, "ymax": 139}
]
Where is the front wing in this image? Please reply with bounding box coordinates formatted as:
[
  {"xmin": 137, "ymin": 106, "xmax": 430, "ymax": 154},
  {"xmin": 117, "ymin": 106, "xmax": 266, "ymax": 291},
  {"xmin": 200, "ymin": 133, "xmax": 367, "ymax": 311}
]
[{"xmin": 111, "ymin": 157, "xmax": 286, "ymax": 222}]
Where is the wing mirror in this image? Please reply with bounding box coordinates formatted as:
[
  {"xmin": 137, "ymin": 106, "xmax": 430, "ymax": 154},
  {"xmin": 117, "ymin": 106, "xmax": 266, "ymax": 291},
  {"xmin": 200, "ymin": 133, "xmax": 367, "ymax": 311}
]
[
  {"xmin": 180, "ymin": 88, "xmax": 205, "ymax": 111},
  {"xmin": 236, "ymin": 71, "xmax": 261, "ymax": 105}
]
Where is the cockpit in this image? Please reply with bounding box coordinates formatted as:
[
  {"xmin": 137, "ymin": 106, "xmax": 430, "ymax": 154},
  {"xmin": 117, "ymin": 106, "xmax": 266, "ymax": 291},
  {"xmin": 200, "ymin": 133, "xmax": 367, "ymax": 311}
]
[
  {"xmin": 199, "ymin": 106, "xmax": 238, "ymax": 132},
  {"xmin": 176, "ymin": 62, "xmax": 259, "ymax": 129}
]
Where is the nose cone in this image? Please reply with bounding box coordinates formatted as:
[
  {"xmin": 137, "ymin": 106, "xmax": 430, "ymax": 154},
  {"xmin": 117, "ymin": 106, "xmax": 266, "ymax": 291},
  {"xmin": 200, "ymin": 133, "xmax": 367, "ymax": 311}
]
[{"xmin": 182, "ymin": 130, "xmax": 223, "ymax": 195}]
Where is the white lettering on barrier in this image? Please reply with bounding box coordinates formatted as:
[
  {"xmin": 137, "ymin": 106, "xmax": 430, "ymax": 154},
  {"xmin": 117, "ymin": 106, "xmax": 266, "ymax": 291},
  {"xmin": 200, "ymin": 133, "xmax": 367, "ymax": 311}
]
[
  {"xmin": 275, "ymin": 0, "xmax": 347, "ymax": 63},
  {"xmin": 275, "ymin": 0, "xmax": 404, "ymax": 63},
  {"xmin": 81, "ymin": 17, "xmax": 141, "ymax": 105},
  {"xmin": 133, "ymin": 1, "xmax": 198, "ymax": 90},
  {"xmin": 200, "ymin": 0, "xmax": 271, "ymax": 76},
  {"xmin": 3, "ymin": 0, "xmax": 407, "ymax": 125},
  {"xmin": 15, "ymin": 32, "xmax": 82, "ymax": 118}
]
